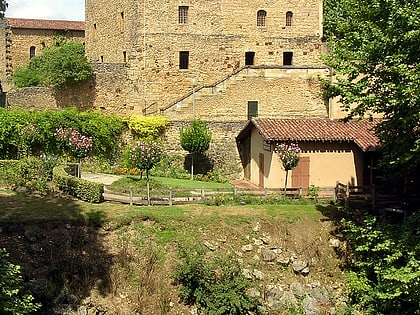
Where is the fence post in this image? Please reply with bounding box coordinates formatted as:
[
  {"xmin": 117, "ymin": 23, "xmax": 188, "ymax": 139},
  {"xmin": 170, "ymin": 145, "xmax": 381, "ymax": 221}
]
[
  {"xmin": 334, "ymin": 181, "xmax": 338, "ymax": 201},
  {"xmin": 129, "ymin": 187, "xmax": 133, "ymax": 206},
  {"xmin": 201, "ymin": 187, "xmax": 205, "ymax": 199},
  {"xmin": 345, "ymin": 184, "xmax": 350, "ymax": 209},
  {"xmin": 299, "ymin": 187, "xmax": 302, "ymax": 197},
  {"xmin": 169, "ymin": 188, "xmax": 172, "ymax": 206},
  {"xmin": 234, "ymin": 187, "xmax": 237, "ymax": 195},
  {"xmin": 147, "ymin": 180, "xmax": 151, "ymax": 206},
  {"xmin": 371, "ymin": 184, "xmax": 376, "ymax": 212},
  {"xmin": 264, "ymin": 188, "xmax": 268, "ymax": 198}
]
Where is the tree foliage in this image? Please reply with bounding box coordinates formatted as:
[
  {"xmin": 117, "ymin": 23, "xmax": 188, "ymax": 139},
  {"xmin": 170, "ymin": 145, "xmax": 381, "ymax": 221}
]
[
  {"xmin": 180, "ymin": 120, "xmax": 211, "ymax": 154},
  {"xmin": 0, "ymin": 1, "xmax": 7, "ymax": 18},
  {"xmin": 126, "ymin": 140, "xmax": 163, "ymax": 179},
  {"xmin": 13, "ymin": 38, "xmax": 94, "ymax": 89},
  {"xmin": 0, "ymin": 248, "xmax": 41, "ymax": 314},
  {"xmin": 126, "ymin": 115, "xmax": 168, "ymax": 139},
  {"xmin": 323, "ymin": 0, "xmax": 420, "ymax": 177}
]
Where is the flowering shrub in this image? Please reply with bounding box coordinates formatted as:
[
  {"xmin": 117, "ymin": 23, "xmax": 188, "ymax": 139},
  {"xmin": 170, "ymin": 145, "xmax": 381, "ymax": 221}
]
[
  {"xmin": 274, "ymin": 143, "xmax": 301, "ymax": 171},
  {"xmin": 19, "ymin": 124, "xmax": 40, "ymax": 156},
  {"xmin": 54, "ymin": 128, "xmax": 93, "ymax": 159},
  {"xmin": 127, "ymin": 140, "xmax": 163, "ymax": 179},
  {"xmin": 274, "ymin": 143, "xmax": 301, "ymax": 193}
]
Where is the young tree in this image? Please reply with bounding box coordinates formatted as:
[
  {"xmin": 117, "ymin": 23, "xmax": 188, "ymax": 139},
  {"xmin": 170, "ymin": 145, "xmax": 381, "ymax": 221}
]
[
  {"xmin": 274, "ymin": 143, "xmax": 301, "ymax": 195},
  {"xmin": 323, "ymin": 0, "xmax": 420, "ymax": 179},
  {"xmin": 13, "ymin": 39, "xmax": 93, "ymax": 89},
  {"xmin": 180, "ymin": 119, "xmax": 212, "ymax": 180},
  {"xmin": 127, "ymin": 140, "xmax": 163, "ymax": 180}
]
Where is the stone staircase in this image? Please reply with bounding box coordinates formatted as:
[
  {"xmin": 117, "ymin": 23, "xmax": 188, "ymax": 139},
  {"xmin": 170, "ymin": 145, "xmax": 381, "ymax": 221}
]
[{"xmin": 160, "ymin": 65, "xmax": 329, "ymax": 120}]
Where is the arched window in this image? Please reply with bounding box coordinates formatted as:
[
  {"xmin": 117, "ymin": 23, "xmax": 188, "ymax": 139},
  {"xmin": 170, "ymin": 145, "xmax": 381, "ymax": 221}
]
[
  {"xmin": 257, "ymin": 10, "xmax": 266, "ymax": 27},
  {"xmin": 29, "ymin": 46, "xmax": 36, "ymax": 58},
  {"xmin": 286, "ymin": 11, "xmax": 293, "ymax": 27}
]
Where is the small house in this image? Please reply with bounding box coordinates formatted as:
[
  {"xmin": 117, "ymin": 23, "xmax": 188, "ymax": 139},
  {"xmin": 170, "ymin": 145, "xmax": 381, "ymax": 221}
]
[{"xmin": 236, "ymin": 118, "xmax": 379, "ymax": 189}]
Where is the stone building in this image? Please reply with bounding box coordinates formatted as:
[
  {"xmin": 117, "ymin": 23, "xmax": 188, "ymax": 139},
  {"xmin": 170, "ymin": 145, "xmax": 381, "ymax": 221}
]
[
  {"xmin": 0, "ymin": 18, "xmax": 85, "ymax": 92},
  {"xmin": 85, "ymin": 0, "xmax": 336, "ymax": 121}
]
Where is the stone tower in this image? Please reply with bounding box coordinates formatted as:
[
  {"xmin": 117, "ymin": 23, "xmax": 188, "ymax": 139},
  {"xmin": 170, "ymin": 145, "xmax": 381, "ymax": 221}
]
[{"xmin": 85, "ymin": 0, "xmax": 329, "ymax": 120}]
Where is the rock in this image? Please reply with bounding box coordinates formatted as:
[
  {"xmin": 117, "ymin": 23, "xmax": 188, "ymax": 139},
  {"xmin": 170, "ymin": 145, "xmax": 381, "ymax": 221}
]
[
  {"xmin": 329, "ymin": 238, "xmax": 341, "ymax": 248},
  {"xmin": 262, "ymin": 250, "xmax": 277, "ymax": 262},
  {"xmin": 265, "ymin": 285, "xmax": 285, "ymax": 299},
  {"xmin": 279, "ymin": 291, "xmax": 298, "ymax": 309},
  {"xmin": 301, "ymin": 266, "xmax": 310, "ymax": 275},
  {"xmin": 302, "ymin": 296, "xmax": 320, "ymax": 315},
  {"xmin": 253, "ymin": 269, "xmax": 266, "ymax": 281},
  {"xmin": 247, "ymin": 287, "xmax": 261, "ymax": 298},
  {"xmin": 253, "ymin": 238, "xmax": 264, "ymax": 246},
  {"xmin": 260, "ymin": 235, "xmax": 271, "ymax": 244},
  {"xmin": 241, "ymin": 244, "xmax": 253, "ymax": 252},
  {"xmin": 292, "ymin": 260, "xmax": 308, "ymax": 273},
  {"xmin": 204, "ymin": 240, "xmax": 218, "ymax": 251},
  {"xmin": 271, "ymin": 247, "xmax": 282, "ymax": 254},
  {"xmin": 290, "ymin": 281, "xmax": 306, "ymax": 298},
  {"xmin": 276, "ymin": 254, "xmax": 290, "ymax": 266},
  {"xmin": 16, "ymin": 186, "xmax": 29, "ymax": 194},
  {"xmin": 252, "ymin": 222, "xmax": 260, "ymax": 232},
  {"xmin": 242, "ymin": 268, "xmax": 253, "ymax": 279},
  {"xmin": 310, "ymin": 287, "xmax": 330, "ymax": 304}
]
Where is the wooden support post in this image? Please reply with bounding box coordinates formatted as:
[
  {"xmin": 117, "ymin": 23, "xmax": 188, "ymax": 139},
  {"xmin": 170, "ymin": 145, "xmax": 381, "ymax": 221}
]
[
  {"xmin": 169, "ymin": 188, "xmax": 172, "ymax": 206},
  {"xmin": 201, "ymin": 188, "xmax": 205, "ymax": 199},
  {"xmin": 129, "ymin": 187, "xmax": 133, "ymax": 206}
]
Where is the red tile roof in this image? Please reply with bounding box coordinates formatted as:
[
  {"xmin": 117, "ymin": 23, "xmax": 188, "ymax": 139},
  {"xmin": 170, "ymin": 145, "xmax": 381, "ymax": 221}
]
[
  {"xmin": 238, "ymin": 118, "xmax": 380, "ymax": 151},
  {"xmin": 7, "ymin": 18, "xmax": 85, "ymax": 31}
]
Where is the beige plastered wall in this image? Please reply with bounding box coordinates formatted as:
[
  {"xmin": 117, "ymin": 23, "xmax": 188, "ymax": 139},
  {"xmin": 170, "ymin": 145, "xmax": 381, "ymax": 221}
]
[{"xmin": 249, "ymin": 129, "xmax": 367, "ymax": 188}]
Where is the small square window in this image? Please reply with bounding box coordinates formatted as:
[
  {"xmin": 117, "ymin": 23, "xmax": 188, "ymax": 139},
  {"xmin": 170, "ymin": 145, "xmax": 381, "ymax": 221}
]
[
  {"xmin": 179, "ymin": 51, "xmax": 189, "ymax": 69},
  {"xmin": 283, "ymin": 52, "xmax": 293, "ymax": 66},
  {"xmin": 179, "ymin": 6, "xmax": 189, "ymax": 24}
]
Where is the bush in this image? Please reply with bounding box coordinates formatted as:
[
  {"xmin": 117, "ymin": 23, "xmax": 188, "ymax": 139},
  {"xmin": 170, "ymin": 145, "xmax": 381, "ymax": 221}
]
[
  {"xmin": 342, "ymin": 213, "xmax": 420, "ymax": 314},
  {"xmin": 174, "ymin": 242, "xmax": 262, "ymax": 314},
  {"xmin": 53, "ymin": 165, "xmax": 104, "ymax": 202},
  {"xmin": 0, "ymin": 248, "xmax": 41, "ymax": 314},
  {"xmin": 0, "ymin": 157, "xmax": 57, "ymax": 193},
  {"xmin": 126, "ymin": 115, "xmax": 168, "ymax": 139}
]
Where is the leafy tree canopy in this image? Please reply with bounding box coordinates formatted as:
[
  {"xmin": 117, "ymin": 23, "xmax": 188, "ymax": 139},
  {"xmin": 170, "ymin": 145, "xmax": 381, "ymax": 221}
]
[
  {"xmin": 323, "ymin": 0, "xmax": 420, "ymax": 177},
  {"xmin": 13, "ymin": 37, "xmax": 94, "ymax": 89},
  {"xmin": 0, "ymin": 1, "xmax": 7, "ymax": 17},
  {"xmin": 180, "ymin": 119, "xmax": 211, "ymax": 154}
]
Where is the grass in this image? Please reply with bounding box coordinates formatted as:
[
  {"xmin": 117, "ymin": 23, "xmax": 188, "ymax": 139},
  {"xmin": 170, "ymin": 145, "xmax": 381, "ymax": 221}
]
[{"xmin": 109, "ymin": 175, "xmax": 233, "ymax": 191}]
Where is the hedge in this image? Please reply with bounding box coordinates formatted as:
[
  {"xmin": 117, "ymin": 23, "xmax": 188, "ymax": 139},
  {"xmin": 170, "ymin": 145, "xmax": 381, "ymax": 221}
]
[{"xmin": 53, "ymin": 165, "xmax": 104, "ymax": 203}]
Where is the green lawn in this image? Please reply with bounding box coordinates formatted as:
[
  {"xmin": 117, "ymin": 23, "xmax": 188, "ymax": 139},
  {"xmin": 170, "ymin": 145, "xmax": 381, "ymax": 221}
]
[{"xmin": 109, "ymin": 175, "xmax": 233, "ymax": 191}]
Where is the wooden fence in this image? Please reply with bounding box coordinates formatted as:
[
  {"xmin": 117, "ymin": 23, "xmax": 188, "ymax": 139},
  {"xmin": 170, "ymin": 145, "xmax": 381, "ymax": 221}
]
[{"xmin": 103, "ymin": 185, "xmax": 337, "ymax": 206}]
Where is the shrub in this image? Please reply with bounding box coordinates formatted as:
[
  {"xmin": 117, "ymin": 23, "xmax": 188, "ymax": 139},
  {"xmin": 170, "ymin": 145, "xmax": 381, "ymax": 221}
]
[
  {"xmin": 0, "ymin": 248, "xmax": 41, "ymax": 314},
  {"xmin": 125, "ymin": 139, "xmax": 164, "ymax": 179},
  {"xmin": 174, "ymin": 242, "xmax": 262, "ymax": 314},
  {"xmin": 53, "ymin": 165, "xmax": 104, "ymax": 202},
  {"xmin": 342, "ymin": 213, "xmax": 420, "ymax": 314},
  {"xmin": 126, "ymin": 115, "xmax": 169, "ymax": 139}
]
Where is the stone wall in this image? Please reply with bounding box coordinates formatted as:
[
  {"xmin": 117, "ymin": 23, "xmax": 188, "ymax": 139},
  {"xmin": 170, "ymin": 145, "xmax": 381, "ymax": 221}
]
[{"xmin": 85, "ymin": 0, "xmax": 326, "ymax": 115}]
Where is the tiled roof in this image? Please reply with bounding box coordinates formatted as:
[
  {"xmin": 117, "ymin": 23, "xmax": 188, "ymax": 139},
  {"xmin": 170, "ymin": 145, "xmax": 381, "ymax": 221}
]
[
  {"xmin": 7, "ymin": 18, "xmax": 85, "ymax": 31},
  {"xmin": 240, "ymin": 118, "xmax": 380, "ymax": 151}
]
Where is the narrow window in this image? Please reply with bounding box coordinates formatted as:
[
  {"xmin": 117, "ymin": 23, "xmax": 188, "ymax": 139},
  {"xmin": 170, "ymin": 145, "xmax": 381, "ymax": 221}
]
[
  {"xmin": 248, "ymin": 101, "xmax": 258, "ymax": 120},
  {"xmin": 245, "ymin": 52, "xmax": 255, "ymax": 66},
  {"xmin": 179, "ymin": 6, "xmax": 189, "ymax": 24},
  {"xmin": 29, "ymin": 46, "xmax": 36, "ymax": 58},
  {"xmin": 257, "ymin": 10, "xmax": 266, "ymax": 27},
  {"xmin": 286, "ymin": 11, "xmax": 293, "ymax": 27},
  {"xmin": 123, "ymin": 51, "xmax": 127, "ymax": 63},
  {"xmin": 100, "ymin": 55, "xmax": 104, "ymax": 63},
  {"xmin": 120, "ymin": 12, "xmax": 125, "ymax": 32},
  {"xmin": 283, "ymin": 52, "xmax": 293, "ymax": 65},
  {"xmin": 179, "ymin": 51, "xmax": 189, "ymax": 69}
]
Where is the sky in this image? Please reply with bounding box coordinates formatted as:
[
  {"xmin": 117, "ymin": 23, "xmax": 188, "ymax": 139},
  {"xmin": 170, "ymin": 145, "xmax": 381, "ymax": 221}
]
[{"xmin": 5, "ymin": 0, "xmax": 85, "ymax": 21}]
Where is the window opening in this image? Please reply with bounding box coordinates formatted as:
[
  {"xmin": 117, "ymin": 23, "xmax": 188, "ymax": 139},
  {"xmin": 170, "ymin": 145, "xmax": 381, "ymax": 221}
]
[
  {"xmin": 29, "ymin": 46, "xmax": 36, "ymax": 58},
  {"xmin": 179, "ymin": 51, "xmax": 189, "ymax": 69},
  {"xmin": 286, "ymin": 11, "xmax": 293, "ymax": 27},
  {"xmin": 123, "ymin": 51, "xmax": 127, "ymax": 63},
  {"xmin": 283, "ymin": 52, "xmax": 293, "ymax": 66},
  {"xmin": 248, "ymin": 101, "xmax": 258, "ymax": 120},
  {"xmin": 120, "ymin": 12, "xmax": 125, "ymax": 32},
  {"xmin": 179, "ymin": 6, "xmax": 189, "ymax": 24},
  {"xmin": 245, "ymin": 52, "xmax": 255, "ymax": 66},
  {"xmin": 257, "ymin": 10, "xmax": 267, "ymax": 27}
]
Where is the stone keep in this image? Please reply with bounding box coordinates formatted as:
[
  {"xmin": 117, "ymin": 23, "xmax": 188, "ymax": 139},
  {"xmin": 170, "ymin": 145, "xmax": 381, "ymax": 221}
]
[{"xmin": 85, "ymin": 0, "xmax": 332, "ymax": 121}]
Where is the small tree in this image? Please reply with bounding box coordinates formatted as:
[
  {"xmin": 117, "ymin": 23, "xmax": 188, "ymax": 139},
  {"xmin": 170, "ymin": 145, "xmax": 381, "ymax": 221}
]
[
  {"xmin": 274, "ymin": 143, "xmax": 301, "ymax": 195},
  {"xmin": 54, "ymin": 128, "xmax": 93, "ymax": 177},
  {"xmin": 127, "ymin": 140, "xmax": 163, "ymax": 180},
  {"xmin": 180, "ymin": 119, "xmax": 212, "ymax": 180}
]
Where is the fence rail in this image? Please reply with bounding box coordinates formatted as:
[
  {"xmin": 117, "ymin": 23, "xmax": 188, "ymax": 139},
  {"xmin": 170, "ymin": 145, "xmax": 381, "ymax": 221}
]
[{"xmin": 103, "ymin": 185, "xmax": 337, "ymax": 206}]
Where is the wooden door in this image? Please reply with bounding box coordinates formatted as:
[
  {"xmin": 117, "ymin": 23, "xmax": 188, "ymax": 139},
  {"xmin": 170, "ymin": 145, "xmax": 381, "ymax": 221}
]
[
  {"xmin": 292, "ymin": 156, "xmax": 310, "ymax": 189},
  {"xmin": 259, "ymin": 153, "xmax": 264, "ymax": 188}
]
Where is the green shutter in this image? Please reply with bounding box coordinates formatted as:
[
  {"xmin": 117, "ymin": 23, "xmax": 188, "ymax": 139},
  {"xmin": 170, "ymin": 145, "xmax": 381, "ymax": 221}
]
[{"xmin": 248, "ymin": 101, "xmax": 258, "ymax": 120}]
